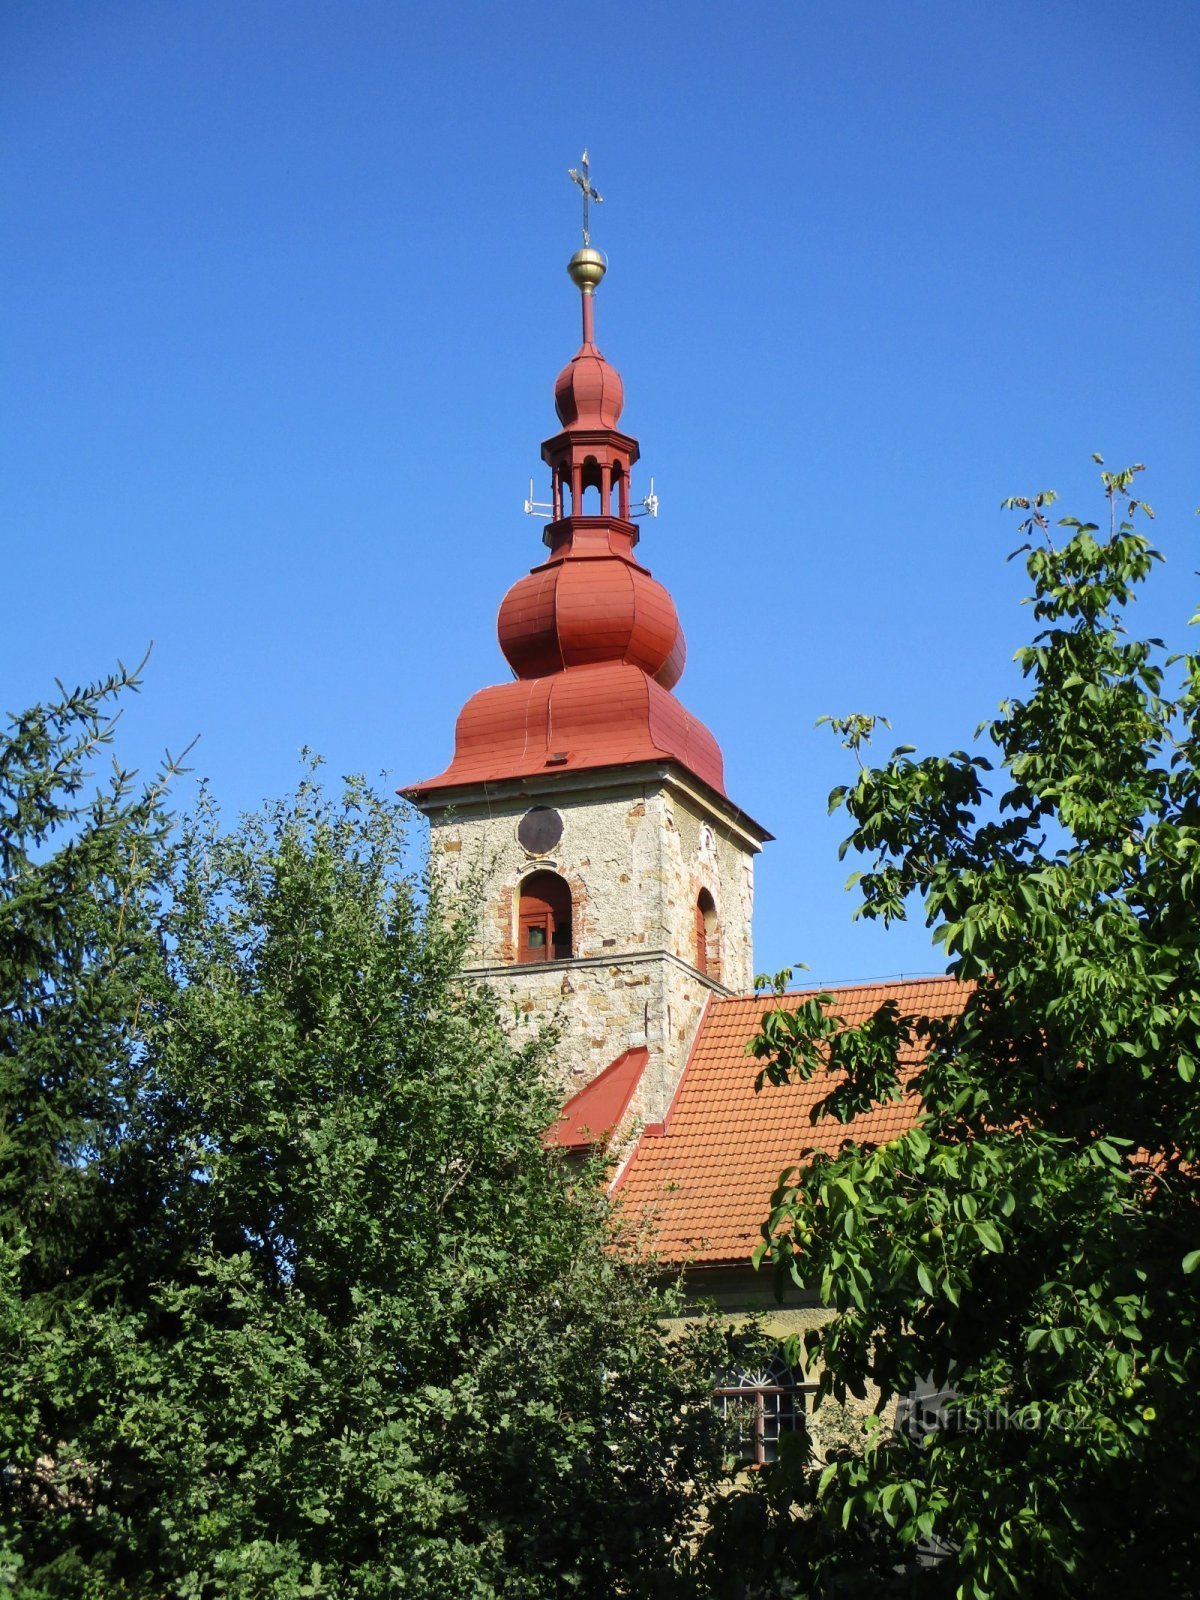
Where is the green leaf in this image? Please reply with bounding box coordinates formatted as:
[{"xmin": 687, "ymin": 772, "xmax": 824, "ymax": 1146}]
[{"xmin": 974, "ymin": 1221, "xmax": 1004, "ymax": 1254}]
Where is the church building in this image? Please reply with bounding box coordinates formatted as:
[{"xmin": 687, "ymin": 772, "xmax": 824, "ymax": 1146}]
[{"xmin": 406, "ymin": 171, "xmax": 965, "ymax": 1375}]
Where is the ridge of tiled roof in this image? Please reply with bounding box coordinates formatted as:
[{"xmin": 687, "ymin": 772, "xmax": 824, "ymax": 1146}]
[{"xmin": 614, "ymin": 975, "xmax": 970, "ymax": 1268}]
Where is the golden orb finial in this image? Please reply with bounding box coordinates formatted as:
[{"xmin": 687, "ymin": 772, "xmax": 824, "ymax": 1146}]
[{"xmin": 568, "ymin": 246, "xmax": 607, "ymax": 294}]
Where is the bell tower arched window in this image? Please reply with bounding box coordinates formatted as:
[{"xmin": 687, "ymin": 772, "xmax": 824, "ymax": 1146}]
[
  {"xmin": 518, "ymin": 871, "xmax": 573, "ymax": 963},
  {"xmin": 695, "ymin": 888, "xmax": 720, "ymax": 980}
]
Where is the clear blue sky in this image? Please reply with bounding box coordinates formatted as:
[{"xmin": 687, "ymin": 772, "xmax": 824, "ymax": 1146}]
[{"xmin": 3, "ymin": 1, "xmax": 1197, "ymax": 983}]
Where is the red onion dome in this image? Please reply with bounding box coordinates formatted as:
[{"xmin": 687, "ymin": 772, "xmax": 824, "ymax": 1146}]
[
  {"xmin": 498, "ymin": 556, "xmax": 684, "ymax": 689},
  {"xmin": 554, "ymin": 344, "xmax": 624, "ymax": 429}
]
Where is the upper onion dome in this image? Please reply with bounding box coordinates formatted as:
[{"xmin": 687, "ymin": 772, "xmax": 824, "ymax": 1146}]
[
  {"xmin": 554, "ymin": 344, "xmax": 624, "ymax": 429},
  {"xmin": 554, "ymin": 246, "xmax": 624, "ymax": 429}
]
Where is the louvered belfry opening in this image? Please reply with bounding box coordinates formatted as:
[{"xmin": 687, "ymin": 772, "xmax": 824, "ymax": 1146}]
[{"xmin": 518, "ymin": 870, "xmax": 573, "ymax": 963}]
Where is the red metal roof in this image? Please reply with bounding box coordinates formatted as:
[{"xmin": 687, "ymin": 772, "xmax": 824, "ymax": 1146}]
[
  {"xmin": 407, "ymin": 252, "xmax": 721, "ymax": 801},
  {"xmin": 555, "ymin": 338, "xmax": 625, "ymax": 429},
  {"xmin": 498, "ymin": 545, "xmax": 683, "ymax": 688},
  {"xmin": 406, "ymin": 661, "xmax": 725, "ymax": 798},
  {"xmin": 544, "ymin": 1045, "xmax": 649, "ymax": 1151},
  {"xmin": 615, "ymin": 977, "xmax": 970, "ymax": 1268}
]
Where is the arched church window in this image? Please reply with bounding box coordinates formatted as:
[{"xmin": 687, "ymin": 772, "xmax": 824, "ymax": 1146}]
[
  {"xmin": 518, "ymin": 870, "xmax": 572, "ymax": 963},
  {"xmin": 714, "ymin": 1352, "xmax": 810, "ymax": 1467},
  {"xmin": 695, "ymin": 888, "xmax": 720, "ymax": 979}
]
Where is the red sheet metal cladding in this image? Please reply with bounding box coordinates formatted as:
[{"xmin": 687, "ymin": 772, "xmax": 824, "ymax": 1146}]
[
  {"xmin": 498, "ymin": 554, "xmax": 681, "ymax": 680},
  {"xmin": 407, "ymin": 662, "xmax": 726, "ymax": 798},
  {"xmin": 544, "ymin": 1046, "xmax": 650, "ymax": 1150},
  {"xmin": 555, "ymin": 344, "xmax": 624, "ymax": 428},
  {"xmin": 654, "ymin": 625, "xmax": 686, "ymax": 691},
  {"xmin": 406, "ymin": 236, "xmax": 724, "ymax": 801},
  {"xmin": 497, "ymin": 567, "xmax": 564, "ymax": 677}
]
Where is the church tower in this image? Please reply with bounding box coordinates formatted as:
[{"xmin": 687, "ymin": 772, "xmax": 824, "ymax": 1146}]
[{"xmin": 407, "ymin": 166, "xmax": 770, "ymax": 1131}]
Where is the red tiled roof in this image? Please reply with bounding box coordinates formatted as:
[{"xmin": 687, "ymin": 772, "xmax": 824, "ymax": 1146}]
[
  {"xmin": 545, "ymin": 1046, "xmax": 649, "ymax": 1151},
  {"xmin": 615, "ymin": 976, "xmax": 969, "ymax": 1268}
]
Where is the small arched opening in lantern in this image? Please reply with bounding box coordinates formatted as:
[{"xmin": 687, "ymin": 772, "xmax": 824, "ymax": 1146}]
[{"xmin": 580, "ymin": 455, "xmax": 603, "ymax": 515}]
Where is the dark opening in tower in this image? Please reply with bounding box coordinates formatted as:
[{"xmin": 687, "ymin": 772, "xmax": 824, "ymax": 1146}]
[{"xmin": 695, "ymin": 888, "xmax": 720, "ymax": 980}]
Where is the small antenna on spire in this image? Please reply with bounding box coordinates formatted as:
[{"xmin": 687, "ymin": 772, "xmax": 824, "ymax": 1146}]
[
  {"xmin": 567, "ymin": 150, "xmax": 603, "ymax": 247},
  {"xmin": 523, "ymin": 478, "xmax": 553, "ymax": 520},
  {"xmin": 631, "ymin": 477, "xmax": 659, "ymax": 519}
]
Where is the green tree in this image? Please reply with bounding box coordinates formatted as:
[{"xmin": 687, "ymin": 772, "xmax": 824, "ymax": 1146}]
[
  {"xmin": 0, "ymin": 657, "xmax": 183, "ymax": 1592},
  {"xmin": 1, "ymin": 680, "xmax": 726, "ymax": 1596},
  {"xmin": 742, "ymin": 464, "xmax": 1200, "ymax": 1598}
]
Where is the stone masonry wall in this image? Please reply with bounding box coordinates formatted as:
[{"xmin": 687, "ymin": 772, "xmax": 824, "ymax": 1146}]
[
  {"xmin": 423, "ymin": 772, "xmax": 759, "ymax": 1124},
  {"xmin": 657, "ymin": 785, "xmax": 755, "ymax": 995}
]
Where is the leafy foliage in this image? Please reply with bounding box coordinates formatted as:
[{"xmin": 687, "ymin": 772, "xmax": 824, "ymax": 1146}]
[
  {"xmin": 744, "ymin": 465, "xmax": 1200, "ymax": 1597},
  {"xmin": 1, "ymin": 685, "xmax": 726, "ymax": 1597}
]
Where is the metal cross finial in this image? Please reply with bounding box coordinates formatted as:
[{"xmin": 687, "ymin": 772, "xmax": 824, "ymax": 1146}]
[{"xmin": 567, "ymin": 149, "xmax": 603, "ymax": 246}]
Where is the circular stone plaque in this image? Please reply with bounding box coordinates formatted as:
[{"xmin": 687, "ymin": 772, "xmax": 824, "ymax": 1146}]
[{"xmin": 517, "ymin": 806, "xmax": 564, "ymax": 856}]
